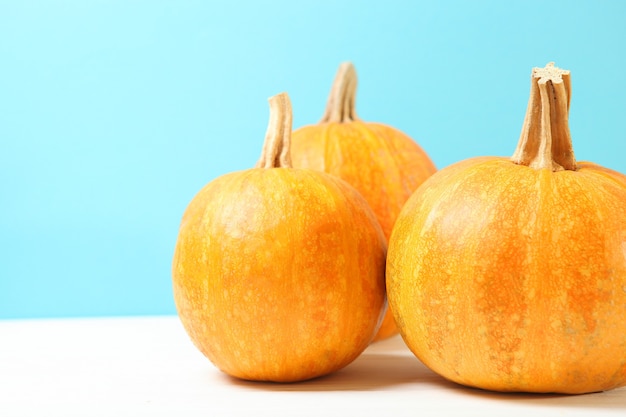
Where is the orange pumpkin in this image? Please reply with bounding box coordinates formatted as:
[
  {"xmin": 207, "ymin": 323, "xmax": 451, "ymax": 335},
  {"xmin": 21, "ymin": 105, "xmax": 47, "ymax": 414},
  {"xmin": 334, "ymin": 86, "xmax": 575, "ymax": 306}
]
[
  {"xmin": 172, "ymin": 92, "xmax": 387, "ymax": 383},
  {"xmin": 387, "ymin": 63, "xmax": 626, "ymax": 394},
  {"xmin": 291, "ymin": 62, "xmax": 436, "ymax": 341}
]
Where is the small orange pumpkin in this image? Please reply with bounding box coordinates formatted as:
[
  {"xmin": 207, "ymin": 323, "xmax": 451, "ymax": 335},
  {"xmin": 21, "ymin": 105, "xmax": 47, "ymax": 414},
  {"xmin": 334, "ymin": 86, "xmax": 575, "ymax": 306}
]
[
  {"xmin": 387, "ymin": 63, "xmax": 626, "ymax": 394},
  {"xmin": 291, "ymin": 62, "xmax": 436, "ymax": 341},
  {"xmin": 172, "ymin": 93, "xmax": 387, "ymax": 383}
]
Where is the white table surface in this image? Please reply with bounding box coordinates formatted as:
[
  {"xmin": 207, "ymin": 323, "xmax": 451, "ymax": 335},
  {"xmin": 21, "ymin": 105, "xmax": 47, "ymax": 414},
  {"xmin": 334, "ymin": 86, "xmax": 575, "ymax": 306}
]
[{"xmin": 1, "ymin": 315, "xmax": 625, "ymax": 416}]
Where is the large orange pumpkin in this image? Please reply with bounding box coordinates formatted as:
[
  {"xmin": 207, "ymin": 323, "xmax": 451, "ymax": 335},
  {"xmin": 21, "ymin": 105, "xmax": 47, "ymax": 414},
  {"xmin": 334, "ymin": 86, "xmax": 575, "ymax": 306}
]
[
  {"xmin": 172, "ymin": 93, "xmax": 387, "ymax": 383},
  {"xmin": 291, "ymin": 62, "xmax": 436, "ymax": 341},
  {"xmin": 387, "ymin": 63, "xmax": 626, "ymax": 394}
]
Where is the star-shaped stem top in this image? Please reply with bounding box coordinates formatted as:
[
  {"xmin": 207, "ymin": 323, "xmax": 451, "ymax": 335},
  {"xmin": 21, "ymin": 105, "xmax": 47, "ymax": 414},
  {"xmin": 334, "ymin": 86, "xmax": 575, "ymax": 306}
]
[{"xmin": 511, "ymin": 62, "xmax": 576, "ymax": 171}]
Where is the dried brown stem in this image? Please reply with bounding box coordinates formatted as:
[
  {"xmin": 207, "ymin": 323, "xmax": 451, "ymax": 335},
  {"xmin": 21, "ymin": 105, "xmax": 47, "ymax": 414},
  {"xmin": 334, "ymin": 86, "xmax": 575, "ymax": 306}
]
[
  {"xmin": 511, "ymin": 62, "xmax": 576, "ymax": 171},
  {"xmin": 256, "ymin": 92, "xmax": 293, "ymax": 169},
  {"xmin": 320, "ymin": 62, "xmax": 360, "ymax": 123}
]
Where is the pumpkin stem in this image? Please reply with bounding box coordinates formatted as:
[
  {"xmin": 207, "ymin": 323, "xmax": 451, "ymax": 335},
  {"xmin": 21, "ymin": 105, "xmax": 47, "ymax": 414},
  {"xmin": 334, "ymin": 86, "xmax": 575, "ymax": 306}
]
[
  {"xmin": 511, "ymin": 62, "xmax": 576, "ymax": 171},
  {"xmin": 256, "ymin": 92, "xmax": 293, "ymax": 169},
  {"xmin": 320, "ymin": 62, "xmax": 360, "ymax": 123}
]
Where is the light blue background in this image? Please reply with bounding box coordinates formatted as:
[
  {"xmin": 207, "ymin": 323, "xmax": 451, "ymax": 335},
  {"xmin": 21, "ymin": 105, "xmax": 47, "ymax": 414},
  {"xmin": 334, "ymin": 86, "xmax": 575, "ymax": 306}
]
[{"xmin": 1, "ymin": 1, "xmax": 625, "ymax": 319}]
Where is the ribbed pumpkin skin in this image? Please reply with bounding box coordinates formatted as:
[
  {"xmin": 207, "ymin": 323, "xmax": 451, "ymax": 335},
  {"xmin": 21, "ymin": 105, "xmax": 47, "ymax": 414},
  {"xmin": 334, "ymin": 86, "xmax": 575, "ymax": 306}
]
[
  {"xmin": 173, "ymin": 167, "xmax": 387, "ymax": 382},
  {"xmin": 291, "ymin": 121, "xmax": 436, "ymax": 240},
  {"xmin": 291, "ymin": 121, "xmax": 435, "ymax": 342},
  {"xmin": 387, "ymin": 157, "xmax": 626, "ymax": 394}
]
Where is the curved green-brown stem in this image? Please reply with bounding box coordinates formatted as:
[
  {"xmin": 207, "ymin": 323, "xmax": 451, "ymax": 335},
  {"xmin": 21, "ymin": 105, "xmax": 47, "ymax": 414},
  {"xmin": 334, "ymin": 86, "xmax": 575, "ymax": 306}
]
[
  {"xmin": 256, "ymin": 92, "xmax": 293, "ymax": 169},
  {"xmin": 511, "ymin": 62, "xmax": 576, "ymax": 171},
  {"xmin": 320, "ymin": 62, "xmax": 360, "ymax": 123}
]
